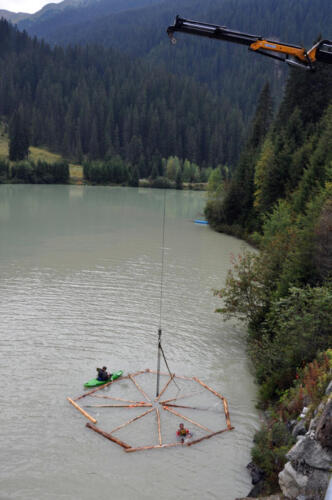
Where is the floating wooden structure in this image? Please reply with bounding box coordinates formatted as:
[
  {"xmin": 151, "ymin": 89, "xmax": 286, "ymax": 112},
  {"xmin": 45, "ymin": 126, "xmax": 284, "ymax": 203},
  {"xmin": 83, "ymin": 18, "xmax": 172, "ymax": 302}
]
[{"xmin": 67, "ymin": 370, "xmax": 234, "ymax": 452}]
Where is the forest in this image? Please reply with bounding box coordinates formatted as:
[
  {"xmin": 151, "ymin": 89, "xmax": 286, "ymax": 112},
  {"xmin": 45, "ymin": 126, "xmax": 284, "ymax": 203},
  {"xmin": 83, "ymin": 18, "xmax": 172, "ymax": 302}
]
[
  {"xmin": 18, "ymin": 0, "xmax": 332, "ymax": 128},
  {"xmin": 207, "ymin": 62, "xmax": 332, "ymax": 494},
  {"xmin": 0, "ymin": 19, "xmax": 236, "ymax": 176}
]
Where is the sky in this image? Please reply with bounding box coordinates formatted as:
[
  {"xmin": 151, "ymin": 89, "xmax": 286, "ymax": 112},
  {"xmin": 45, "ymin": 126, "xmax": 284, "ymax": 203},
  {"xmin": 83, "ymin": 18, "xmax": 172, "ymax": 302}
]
[{"xmin": 0, "ymin": 0, "xmax": 62, "ymax": 13}]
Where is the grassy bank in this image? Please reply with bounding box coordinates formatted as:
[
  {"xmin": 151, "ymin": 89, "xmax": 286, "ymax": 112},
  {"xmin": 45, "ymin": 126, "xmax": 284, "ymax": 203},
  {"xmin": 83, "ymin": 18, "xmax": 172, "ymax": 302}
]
[{"xmin": 0, "ymin": 128, "xmax": 83, "ymax": 183}]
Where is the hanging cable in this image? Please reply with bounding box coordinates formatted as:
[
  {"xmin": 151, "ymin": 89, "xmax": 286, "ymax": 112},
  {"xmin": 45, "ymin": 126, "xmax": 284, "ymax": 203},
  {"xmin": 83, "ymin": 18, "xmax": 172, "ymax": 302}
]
[
  {"xmin": 156, "ymin": 190, "xmax": 180, "ymax": 396},
  {"xmin": 159, "ymin": 190, "xmax": 166, "ymax": 331}
]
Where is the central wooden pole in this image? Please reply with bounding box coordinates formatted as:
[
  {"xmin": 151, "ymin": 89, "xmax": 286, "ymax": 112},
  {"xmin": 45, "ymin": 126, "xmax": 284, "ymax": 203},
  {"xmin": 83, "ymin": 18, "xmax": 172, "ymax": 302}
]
[{"xmin": 156, "ymin": 328, "xmax": 162, "ymax": 397}]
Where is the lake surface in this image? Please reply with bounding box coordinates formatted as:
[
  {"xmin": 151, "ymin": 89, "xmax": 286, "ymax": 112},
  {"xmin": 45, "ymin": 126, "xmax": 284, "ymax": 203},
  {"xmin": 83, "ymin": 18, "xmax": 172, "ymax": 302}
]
[{"xmin": 0, "ymin": 185, "xmax": 259, "ymax": 500}]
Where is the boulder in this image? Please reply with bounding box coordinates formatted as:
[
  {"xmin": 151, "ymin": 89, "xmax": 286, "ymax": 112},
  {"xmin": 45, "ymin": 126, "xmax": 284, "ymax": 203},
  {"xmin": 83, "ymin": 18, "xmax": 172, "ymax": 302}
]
[
  {"xmin": 286, "ymin": 434, "xmax": 331, "ymax": 471},
  {"xmin": 279, "ymin": 461, "xmax": 308, "ymax": 497},
  {"xmin": 316, "ymin": 399, "xmax": 332, "ymax": 449},
  {"xmin": 247, "ymin": 461, "xmax": 265, "ymax": 484},
  {"xmin": 325, "ymin": 380, "xmax": 332, "ymax": 396},
  {"xmin": 292, "ymin": 420, "xmax": 306, "ymax": 438}
]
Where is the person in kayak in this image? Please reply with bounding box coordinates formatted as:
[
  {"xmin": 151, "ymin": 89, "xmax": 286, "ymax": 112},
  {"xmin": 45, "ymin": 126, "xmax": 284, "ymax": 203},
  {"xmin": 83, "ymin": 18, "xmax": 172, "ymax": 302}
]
[
  {"xmin": 96, "ymin": 366, "xmax": 110, "ymax": 381},
  {"xmin": 176, "ymin": 423, "xmax": 192, "ymax": 442}
]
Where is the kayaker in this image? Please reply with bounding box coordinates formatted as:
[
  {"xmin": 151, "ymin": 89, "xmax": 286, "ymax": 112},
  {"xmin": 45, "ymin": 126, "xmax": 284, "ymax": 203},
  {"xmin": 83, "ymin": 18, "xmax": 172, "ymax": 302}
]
[
  {"xmin": 176, "ymin": 423, "xmax": 192, "ymax": 441},
  {"xmin": 96, "ymin": 366, "xmax": 110, "ymax": 381}
]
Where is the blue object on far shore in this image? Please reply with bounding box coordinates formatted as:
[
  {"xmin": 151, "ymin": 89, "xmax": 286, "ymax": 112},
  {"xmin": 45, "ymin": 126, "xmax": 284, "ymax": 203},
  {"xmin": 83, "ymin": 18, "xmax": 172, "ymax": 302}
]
[{"xmin": 194, "ymin": 219, "xmax": 208, "ymax": 225}]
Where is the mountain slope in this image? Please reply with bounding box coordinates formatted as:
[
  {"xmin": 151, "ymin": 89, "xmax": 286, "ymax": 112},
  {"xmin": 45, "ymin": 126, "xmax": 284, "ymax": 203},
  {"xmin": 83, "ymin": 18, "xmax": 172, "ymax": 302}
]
[
  {"xmin": 0, "ymin": 10, "xmax": 31, "ymax": 23},
  {"xmin": 0, "ymin": 19, "xmax": 240, "ymax": 169},
  {"xmin": 18, "ymin": 0, "xmax": 332, "ymax": 125},
  {"xmin": 18, "ymin": 0, "xmax": 165, "ymax": 36}
]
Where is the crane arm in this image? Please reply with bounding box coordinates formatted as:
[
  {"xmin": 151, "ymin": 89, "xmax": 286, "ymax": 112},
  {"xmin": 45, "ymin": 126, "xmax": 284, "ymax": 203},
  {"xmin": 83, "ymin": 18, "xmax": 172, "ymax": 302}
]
[{"xmin": 167, "ymin": 16, "xmax": 332, "ymax": 71}]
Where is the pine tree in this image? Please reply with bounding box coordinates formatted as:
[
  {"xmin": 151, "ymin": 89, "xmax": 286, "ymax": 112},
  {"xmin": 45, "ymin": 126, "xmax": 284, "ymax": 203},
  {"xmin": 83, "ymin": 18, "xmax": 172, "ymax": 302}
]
[{"xmin": 9, "ymin": 106, "xmax": 30, "ymax": 161}]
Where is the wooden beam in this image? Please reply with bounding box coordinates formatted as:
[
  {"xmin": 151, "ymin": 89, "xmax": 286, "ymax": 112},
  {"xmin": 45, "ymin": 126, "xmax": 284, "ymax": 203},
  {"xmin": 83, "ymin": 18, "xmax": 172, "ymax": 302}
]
[
  {"xmin": 187, "ymin": 427, "xmax": 234, "ymax": 446},
  {"xmin": 129, "ymin": 374, "xmax": 151, "ymax": 402},
  {"xmin": 155, "ymin": 374, "xmax": 174, "ymax": 402},
  {"xmin": 193, "ymin": 377, "xmax": 224, "ymax": 401},
  {"xmin": 162, "ymin": 405, "xmax": 212, "ymax": 432},
  {"xmin": 110, "ymin": 407, "xmax": 155, "ymax": 434},
  {"xmin": 86, "ymin": 423, "xmax": 131, "ymax": 449},
  {"xmin": 84, "ymin": 403, "xmax": 152, "ymax": 408},
  {"xmin": 156, "ymin": 408, "xmax": 162, "ymax": 446},
  {"xmin": 161, "ymin": 403, "xmax": 207, "ymax": 411},
  {"xmin": 223, "ymin": 398, "xmax": 232, "ymax": 429},
  {"xmin": 91, "ymin": 395, "xmax": 147, "ymax": 404},
  {"xmin": 159, "ymin": 391, "xmax": 201, "ymax": 405},
  {"xmin": 67, "ymin": 397, "xmax": 97, "ymax": 424},
  {"xmin": 125, "ymin": 442, "xmax": 184, "ymax": 453}
]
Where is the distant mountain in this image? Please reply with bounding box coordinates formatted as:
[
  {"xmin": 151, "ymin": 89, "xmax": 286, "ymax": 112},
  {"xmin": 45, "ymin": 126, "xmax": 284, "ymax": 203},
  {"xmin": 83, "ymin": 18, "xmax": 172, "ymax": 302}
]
[
  {"xmin": 0, "ymin": 9, "xmax": 31, "ymax": 23},
  {"xmin": 18, "ymin": 0, "xmax": 165, "ymax": 34}
]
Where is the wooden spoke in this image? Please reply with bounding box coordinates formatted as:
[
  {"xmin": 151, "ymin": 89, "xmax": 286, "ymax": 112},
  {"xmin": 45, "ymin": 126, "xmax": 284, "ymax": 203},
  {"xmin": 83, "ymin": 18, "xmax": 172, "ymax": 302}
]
[
  {"xmin": 91, "ymin": 395, "xmax": 147, "ymax": 404},
  {"xmin": 162, "ymin": 405, "xmax": 212, "ymax": 432},
  {"xmin": 160, "ymin": 403, "xmax": 210, "ymax": 411},
  {"xmin": 129, "ymin": 374, "xmax": 151, "ymax": 402},
  {"xmin": 110, "ymin": 408, "xmax": 155, "ymax": 434},
  {"xmin": 160, "ymin": 390, "xmax": 202, "ymax": 405},
  {"xmin": 84, "ymin": 403, "xmax": 152, "ymax": 408},
  {"xmin": 155, "ymin": 374, "xmax": 175, "ymax": 402},
  {"xmin": 156, "ymin": 408, "xmax": 162, "ymax": 445}
]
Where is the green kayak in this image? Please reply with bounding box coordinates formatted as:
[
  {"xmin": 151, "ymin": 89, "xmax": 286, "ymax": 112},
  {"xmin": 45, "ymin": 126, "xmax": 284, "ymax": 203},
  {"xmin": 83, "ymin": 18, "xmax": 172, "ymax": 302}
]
[{"xmin": 84, "ymin": 370, "xmax": 123, "ymax": 388}]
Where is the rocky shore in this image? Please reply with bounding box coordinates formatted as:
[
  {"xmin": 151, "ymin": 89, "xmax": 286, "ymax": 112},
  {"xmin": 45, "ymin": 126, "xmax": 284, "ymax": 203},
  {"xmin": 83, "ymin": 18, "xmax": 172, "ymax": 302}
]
[{"xmin": 239, "ymin": 382, "xmax": 332, "ymax": 499}]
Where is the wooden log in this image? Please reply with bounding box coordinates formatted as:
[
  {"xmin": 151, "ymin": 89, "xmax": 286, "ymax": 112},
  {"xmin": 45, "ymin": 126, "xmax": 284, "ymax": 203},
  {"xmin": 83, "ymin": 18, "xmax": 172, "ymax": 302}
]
[
  {"xmin": 125, "ymin": 442, "xmax": 184, "ymax": 453},
  {"xmin": 193, "ymin": 377, "xmax": 224, "ymax": 401},
  {"xmin": 155, "ymin": 374, "xmax": 174, "ymax": 402},
  {"xmin": 129, "ymin": 374, "xmax": 151, "ymax": 402},
  {"xmin": 223, "ymin": 398, "xmax": 232, "ymax": 429},
  {"xmin": 110, "ymin": 407, "xmax": 155, "ymax": 434},
  {"xmin": 84, "ymin": 403, "xmax": 152, "ymax": 408},
  {"xmin": 161, "ymin": 403, "xmax": 207, "ymax": 411},
  {"xmin": 86, "ymin": 422, "xmax": 131, "ymax": 449},
  {"xmin": 91, "ymin": 395, "xmax": 147, "ymax": 404},
  {"xmin": 187, "ymin": 427, "xmax": 233, "ymax": 446},
  {"xmin": 67, "ymin": 397, "xmax": 97, "ymax": 424},
  {"xmin": 156, "ymin": 408, "xmax": 162, "ymax": 446},
  {"xmin": 162, "ymin": 405, "xmax": 212, "ymax": 432}
]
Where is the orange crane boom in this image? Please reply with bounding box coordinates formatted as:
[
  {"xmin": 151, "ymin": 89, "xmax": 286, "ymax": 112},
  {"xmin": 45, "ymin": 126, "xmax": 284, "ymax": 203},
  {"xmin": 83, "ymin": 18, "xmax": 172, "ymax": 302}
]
[{"xmin": 167, "ymin": 16, "xmax": 332, "ymax": 71}]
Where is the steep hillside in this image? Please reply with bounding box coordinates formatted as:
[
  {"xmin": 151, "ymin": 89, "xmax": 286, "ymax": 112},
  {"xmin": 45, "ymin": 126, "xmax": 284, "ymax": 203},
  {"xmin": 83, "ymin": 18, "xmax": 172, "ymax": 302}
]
[
  {"xmin": 17, "ymin": 0, "xmax": 332, "ymax": 130},
  {"xmin": 0, "ymin": 19, "xmax": 239, "ymax": 170}
]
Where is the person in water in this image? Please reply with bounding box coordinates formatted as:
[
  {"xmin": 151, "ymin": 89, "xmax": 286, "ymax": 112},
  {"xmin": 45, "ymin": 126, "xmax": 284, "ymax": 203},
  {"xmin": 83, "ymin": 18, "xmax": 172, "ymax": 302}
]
[
  {"xmin": 176, "ymin": 423, "xmax": 192, "ymax": 442},
  {"xmin": 96, "ymin": 366, "xmax": 110, "ymax": 381}
]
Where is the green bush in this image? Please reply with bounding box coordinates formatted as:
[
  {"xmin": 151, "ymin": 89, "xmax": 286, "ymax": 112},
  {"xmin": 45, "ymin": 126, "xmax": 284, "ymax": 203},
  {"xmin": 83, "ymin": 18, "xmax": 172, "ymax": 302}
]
[
  {"xmin": 0, "ymin": 158, "xmax": 9, "ymax": 182},
  {"xmin": 150, "ymin": 176, "xmax": 172, "ymax": 189},
  {"xmin": 251, "ymin": 422, "xmax": 294, "ymax": 494},
  {"xmin": 252, "ymin": 285, "xmax": 332, "ymax": 399},
  {"xmin": 10, "ymin": 160, "xmax": 69, "ymax": 183}
]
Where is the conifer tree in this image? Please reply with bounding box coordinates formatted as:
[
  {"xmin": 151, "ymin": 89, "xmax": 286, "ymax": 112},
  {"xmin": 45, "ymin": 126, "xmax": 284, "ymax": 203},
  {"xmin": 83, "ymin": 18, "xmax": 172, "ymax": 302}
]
[{"xmin": 9, "ymin": 106, "xmax": 29, "ymax": 161}]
